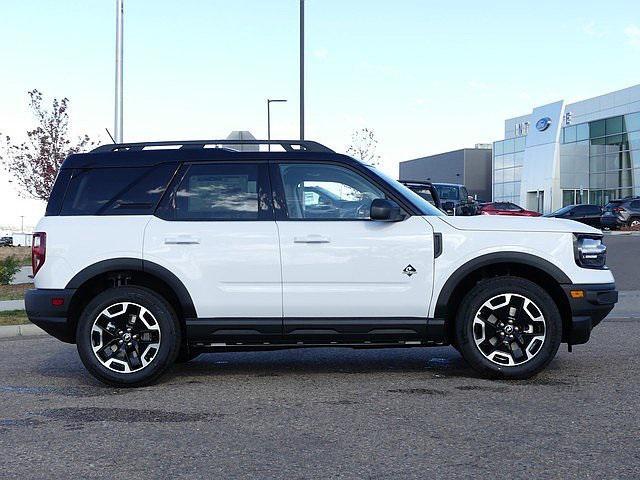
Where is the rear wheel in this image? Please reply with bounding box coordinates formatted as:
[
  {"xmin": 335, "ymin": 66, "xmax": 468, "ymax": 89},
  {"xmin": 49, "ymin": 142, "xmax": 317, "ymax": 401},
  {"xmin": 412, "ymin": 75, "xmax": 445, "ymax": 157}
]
[
  {"xmin": 76, "ymin": 286, "xmax": 181, "ymax": 387},
  {"xmin": 628, "ymin": 218, "xmax": 640, "ymax": 228},
  {"xmin": 454, "ymin": 277, "xmax": 561, "ymax": 379}
]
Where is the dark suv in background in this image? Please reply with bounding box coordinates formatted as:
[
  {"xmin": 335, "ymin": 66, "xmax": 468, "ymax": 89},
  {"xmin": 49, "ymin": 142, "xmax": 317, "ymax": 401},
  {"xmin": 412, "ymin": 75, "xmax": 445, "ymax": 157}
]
[
  {"xmin": 600, "ymin": 197, "xmax": 640, "ymax": 229},
  {"xmin": 431, "ymin": 183, "xmax": 476, "ymax": 215},
  {"xmin": 544, "ymin": 204, "xmax": 603, "ymax": 228},
  {"xmin": 399, "ymin": 180, "xmax": 442, "ymax": 210},
  {"xmin": 0, "ymin": 236, "xmax": 13, "ymax": 247}
]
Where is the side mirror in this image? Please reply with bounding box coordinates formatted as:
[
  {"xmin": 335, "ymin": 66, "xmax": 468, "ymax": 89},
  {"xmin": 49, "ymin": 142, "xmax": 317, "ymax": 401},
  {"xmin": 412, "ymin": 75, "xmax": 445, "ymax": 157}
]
[{"xmin": 370, "ymin": 198, "xmax": 404, "ymax": 221}]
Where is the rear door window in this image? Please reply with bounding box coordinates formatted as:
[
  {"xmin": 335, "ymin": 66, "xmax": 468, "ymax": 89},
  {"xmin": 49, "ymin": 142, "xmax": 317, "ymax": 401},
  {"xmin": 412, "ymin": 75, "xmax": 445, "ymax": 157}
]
[
  {"xmin": 60, "ymin": 165, "xmax": 176, "ymax": 216},
  {"xmin": 171, "ymin": 163, "xmax": 272, "ymax": 221}
]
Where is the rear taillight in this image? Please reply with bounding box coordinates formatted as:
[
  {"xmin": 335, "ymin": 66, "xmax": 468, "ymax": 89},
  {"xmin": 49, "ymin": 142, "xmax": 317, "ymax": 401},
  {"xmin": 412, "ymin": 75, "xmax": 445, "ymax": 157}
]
[
  {"xmin": 613, "ymin": 207, "xmax": 626, "ymax": 213},
  {"xmin": 32, "ymin": 232, "xmax": 46, "ymax": 276}
]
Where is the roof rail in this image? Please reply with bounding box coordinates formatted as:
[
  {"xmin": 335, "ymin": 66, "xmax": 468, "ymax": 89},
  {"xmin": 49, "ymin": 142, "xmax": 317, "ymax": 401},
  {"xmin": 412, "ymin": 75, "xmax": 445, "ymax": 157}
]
[{"xmin": 91, "ymin": 139, "xmax": 334, "ymax": 154}]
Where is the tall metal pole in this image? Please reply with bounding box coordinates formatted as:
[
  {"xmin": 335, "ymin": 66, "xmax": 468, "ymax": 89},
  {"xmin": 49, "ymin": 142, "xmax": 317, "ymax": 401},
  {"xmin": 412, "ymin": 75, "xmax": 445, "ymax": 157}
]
[
  {"xmin": 114, "ymin": 0, "xmax": 124, "ymax": 143},
  {"xmin": 299, "ymin": 0, "xmax": 305, "ymax": 140},
  {"xmin": 267, "ymin": 100, "xmax": 271, "ymax": 151}
]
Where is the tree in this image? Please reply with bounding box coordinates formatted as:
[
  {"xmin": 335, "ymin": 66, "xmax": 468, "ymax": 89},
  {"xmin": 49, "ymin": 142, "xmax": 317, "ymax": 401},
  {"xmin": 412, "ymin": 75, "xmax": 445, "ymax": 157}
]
[
  {"xmin": 346, "ymin": 128, "xmax": 381, "ymax": 167},
  {"xmin": 0, "ymin": 89, "xmax": 95, "ymax": 201}
]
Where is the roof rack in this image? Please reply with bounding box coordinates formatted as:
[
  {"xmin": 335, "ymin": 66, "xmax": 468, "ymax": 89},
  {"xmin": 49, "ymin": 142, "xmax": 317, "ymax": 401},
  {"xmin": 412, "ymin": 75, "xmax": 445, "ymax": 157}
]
[{"xmin": 91, "ymin": 139, "xmax": 334, "ymax": 154}]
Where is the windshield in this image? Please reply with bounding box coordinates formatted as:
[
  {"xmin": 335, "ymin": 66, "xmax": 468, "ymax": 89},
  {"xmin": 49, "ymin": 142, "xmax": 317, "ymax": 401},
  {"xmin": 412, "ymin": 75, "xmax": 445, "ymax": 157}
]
[
  {"xmin": 365, "ymin": 167, "xmax": 444, "ymax": 216},
  {"xmin": 434, "ymin": 184, "xmax": 460, "ymax": 200}
]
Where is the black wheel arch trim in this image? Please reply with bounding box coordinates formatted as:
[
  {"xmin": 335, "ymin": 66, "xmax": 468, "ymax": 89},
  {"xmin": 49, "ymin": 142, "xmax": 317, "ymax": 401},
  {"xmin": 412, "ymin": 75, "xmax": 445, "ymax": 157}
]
[
  {"xmin": 65, "ymin": 257, "xmax": 196, "ymax": 318},
  {"xmin": 434, "ymin": 252, "xmax": 572, "ymax": 318}
]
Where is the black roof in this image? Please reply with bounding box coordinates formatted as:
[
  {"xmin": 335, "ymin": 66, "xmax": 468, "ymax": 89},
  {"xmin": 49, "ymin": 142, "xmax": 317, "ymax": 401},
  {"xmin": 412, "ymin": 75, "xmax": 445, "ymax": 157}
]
[{"xmin": 61, "ymin": 139, "xmax": 354, "ymax": 169}]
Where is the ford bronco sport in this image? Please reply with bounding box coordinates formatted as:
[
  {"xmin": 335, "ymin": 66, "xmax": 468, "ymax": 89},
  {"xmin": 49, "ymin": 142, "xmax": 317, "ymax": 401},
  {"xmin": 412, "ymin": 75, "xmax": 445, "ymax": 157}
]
[{"xmin": 25, "ymin": 139, "xmax": 618, "ymax": 386}]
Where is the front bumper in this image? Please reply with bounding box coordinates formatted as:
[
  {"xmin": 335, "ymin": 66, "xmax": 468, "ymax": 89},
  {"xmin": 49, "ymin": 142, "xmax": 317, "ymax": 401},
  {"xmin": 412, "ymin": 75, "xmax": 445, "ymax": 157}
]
[
  {"xmin": 25, "ymin": 288, "xmax": 76, "ymax": 343},
  {"xmin": 562, "ymin": 283, "xmax": 617, "ymax": 345}
]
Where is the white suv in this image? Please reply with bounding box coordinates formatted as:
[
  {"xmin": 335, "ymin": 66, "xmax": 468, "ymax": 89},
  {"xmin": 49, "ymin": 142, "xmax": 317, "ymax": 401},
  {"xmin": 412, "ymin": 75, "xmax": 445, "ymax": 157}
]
[{"xmin": 26, "ymin": 139, "xmax": 618, "ymax": 386}]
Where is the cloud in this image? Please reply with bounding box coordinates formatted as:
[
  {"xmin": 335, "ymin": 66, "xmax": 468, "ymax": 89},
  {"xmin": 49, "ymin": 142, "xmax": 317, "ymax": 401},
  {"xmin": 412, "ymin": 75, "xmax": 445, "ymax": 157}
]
[
  {"xmin": 582, "ymin": 20, "xmax": 605, "ymax": 38},
  {"xmin": 625, "ymin": 25, "xmax": 640, "ymax": 48}
]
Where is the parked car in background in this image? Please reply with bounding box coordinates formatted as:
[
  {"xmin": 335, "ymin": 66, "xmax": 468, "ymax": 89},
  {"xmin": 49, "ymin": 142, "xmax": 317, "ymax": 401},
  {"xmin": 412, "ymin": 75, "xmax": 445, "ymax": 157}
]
[
  {"xmin": 600, "ymin": 197, "xmax": 640, "ymax": 229},
  {"xmin": 478, "ymin": 202, "xmax": 541, "ymax": 217},
  {"xmin": 399, "ymin": 180, "xmax": 442, "ymax": 210},
  {"xmin": 0, "ymin": 236, "xmax": 14, "ymax": 247},
  {"xmin": 432, "ymin": 183, "xmax": 476, "ymax": 216},
  {"xmin": 544, "ymin": 204, "xmax": 603, "ymax": 228}
]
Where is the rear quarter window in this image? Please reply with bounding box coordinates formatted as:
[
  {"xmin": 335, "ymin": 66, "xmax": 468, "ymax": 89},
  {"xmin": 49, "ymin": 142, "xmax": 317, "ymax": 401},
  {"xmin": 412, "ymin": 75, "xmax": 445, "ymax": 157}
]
[{"xmin": 60, "ymin": 165, "xmax": 176, "ymax": 216}]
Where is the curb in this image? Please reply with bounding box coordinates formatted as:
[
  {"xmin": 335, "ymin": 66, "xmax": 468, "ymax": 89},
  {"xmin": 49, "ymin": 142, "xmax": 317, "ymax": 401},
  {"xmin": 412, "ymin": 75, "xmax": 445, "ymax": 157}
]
[
  {"xmin": 0, "ymin": 324, "xmax": 46, "ymax": 339},
  {"xmin": 602, "ymin": 231, "xmax": 640, "ymax": 236}
]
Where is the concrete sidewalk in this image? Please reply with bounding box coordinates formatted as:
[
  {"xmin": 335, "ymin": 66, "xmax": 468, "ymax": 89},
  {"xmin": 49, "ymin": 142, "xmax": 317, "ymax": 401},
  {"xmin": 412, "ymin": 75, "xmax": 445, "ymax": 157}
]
[
  {"xmin": 10, "ymin": 266, "xmax": 32, "ymax": 285},
  {"xmin": 0, "ymin": 299, "xmax": 25, "ymax": 311}
]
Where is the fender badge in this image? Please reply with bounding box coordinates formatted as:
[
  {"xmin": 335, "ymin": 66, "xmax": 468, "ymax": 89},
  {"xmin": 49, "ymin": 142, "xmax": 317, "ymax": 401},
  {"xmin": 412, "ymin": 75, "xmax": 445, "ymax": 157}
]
[{"xmin": 403, "ymin": 265, "xmax": 417, "ymax": 277}]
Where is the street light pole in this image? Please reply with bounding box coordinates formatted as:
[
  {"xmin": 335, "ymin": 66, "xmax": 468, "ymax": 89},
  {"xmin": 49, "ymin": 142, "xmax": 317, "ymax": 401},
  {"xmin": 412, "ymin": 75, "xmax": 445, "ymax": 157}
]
[
  {"xmin": 114, "ymin": 0, "xmax": 124, "ymax": 143},
  {"xmin": 267, "ymin": 99, "xmax": 287, "ymax": 151},
  {"xmin": 299, "ymin": 0, "xmax": 305, "ymax": 140}
]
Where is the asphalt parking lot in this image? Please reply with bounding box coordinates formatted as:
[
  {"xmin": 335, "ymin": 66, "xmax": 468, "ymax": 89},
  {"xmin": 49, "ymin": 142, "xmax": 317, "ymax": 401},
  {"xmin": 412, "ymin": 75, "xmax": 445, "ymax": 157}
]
[
  {"xmin": 0, "ymin": 235, "xmax": 638, "ymax": 479},
  {"xmin": 603, "ymin": 235, "xmax": 640, "ymax": 291}
]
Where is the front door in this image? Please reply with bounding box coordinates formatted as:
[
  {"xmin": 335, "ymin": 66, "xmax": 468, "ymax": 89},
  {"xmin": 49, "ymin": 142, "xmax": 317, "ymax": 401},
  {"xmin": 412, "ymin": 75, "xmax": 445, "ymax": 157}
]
[
  {"xmin": 144, "ymin": 161, "xmax": 282, "ymax": 342},
  {"xmin": 273, "ymin": 162, "xmax": 434, "ymax": 343}
]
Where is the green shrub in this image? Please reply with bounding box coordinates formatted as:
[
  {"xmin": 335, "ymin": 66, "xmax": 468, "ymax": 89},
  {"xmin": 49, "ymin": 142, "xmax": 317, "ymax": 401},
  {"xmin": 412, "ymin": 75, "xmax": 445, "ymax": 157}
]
[{"xmin": 0, "ymin": 256, "xmax": 22, "ymax": 285}]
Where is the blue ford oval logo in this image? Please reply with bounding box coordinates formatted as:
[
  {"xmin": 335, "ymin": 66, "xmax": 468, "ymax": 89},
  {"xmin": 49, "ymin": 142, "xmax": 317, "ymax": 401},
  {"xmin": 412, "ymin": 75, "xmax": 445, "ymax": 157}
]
[{"xmin": 536, "ymin": 117, "xmax": 552, "ymax": 131}]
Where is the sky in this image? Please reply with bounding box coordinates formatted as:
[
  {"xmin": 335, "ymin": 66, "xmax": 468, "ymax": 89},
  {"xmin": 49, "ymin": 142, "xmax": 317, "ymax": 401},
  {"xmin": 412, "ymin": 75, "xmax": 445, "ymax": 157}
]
[{"xmin": 1, "ymin": 0, "xmax": 640, "ymax": 231}]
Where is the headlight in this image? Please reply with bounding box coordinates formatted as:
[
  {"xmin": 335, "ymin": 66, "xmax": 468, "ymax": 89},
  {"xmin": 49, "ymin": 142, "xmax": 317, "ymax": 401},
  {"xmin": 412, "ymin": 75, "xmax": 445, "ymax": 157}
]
[{"xmin": 573, "ymin": 234, "xmax": 607, "ymax": 269}]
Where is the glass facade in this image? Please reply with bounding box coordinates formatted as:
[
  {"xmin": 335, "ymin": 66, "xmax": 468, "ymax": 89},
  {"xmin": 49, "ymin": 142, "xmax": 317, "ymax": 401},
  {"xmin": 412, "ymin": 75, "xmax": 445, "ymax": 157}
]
[
  {"xmin": 492, "ymin": 135, "xmax": 525, "ymax": 204},
  {"xmin": 560, "ymin": 111, "xmax": 640, "ymax": 206}
]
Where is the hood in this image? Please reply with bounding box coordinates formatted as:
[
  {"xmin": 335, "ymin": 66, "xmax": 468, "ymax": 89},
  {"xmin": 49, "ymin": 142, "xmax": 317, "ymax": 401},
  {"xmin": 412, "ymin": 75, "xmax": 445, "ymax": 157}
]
[{"xmin": 438, "ymin": 215, "xmax": 602, "ymax": 234}]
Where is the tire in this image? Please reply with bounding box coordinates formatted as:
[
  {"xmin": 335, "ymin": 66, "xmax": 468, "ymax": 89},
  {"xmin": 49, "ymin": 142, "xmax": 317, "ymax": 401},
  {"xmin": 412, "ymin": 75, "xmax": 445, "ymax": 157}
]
[
  {"xmin": 454, "ymin": 277, "xmax": 562, "ymax": 379},
  {"xmin": 76, "ymin": 286, "xmax": 181, "ymax": 387},
  {"xmin": 628, "ymin": 218, "xmax": 640, "ymax": 228}
]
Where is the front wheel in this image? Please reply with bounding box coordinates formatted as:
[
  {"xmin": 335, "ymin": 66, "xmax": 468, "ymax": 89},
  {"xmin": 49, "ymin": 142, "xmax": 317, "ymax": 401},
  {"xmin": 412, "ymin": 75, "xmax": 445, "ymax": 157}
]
[
  {"xmin": 454, "ymin": 277, "xmax": 562, "ymax": 379},
  {"xmin": 76, "ymin": 286, "xmax": 181, "ymax": 387}
]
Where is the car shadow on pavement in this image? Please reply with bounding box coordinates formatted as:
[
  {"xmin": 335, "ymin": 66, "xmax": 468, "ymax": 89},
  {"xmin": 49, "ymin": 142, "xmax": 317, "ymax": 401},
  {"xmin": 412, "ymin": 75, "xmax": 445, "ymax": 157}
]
[{"xmin": 163, "ymin": 346, "xmax": 479, "ymax": 382}]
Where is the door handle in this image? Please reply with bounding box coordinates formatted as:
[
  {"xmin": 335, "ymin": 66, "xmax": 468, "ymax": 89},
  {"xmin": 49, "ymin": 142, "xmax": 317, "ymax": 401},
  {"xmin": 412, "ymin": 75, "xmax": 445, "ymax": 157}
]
[
  {"xmin": 164, "ymin": 235, "xmax": 200, "ymax": 245},
  {"xmin": 294, "ymin": 235, "xmax": 331, "ymax": 244}
]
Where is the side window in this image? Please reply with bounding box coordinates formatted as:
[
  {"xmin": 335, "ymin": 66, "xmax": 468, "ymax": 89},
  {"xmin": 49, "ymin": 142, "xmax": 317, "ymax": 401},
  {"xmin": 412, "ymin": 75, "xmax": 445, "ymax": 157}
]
[
  {"xmin": 586, "ymin": 205, "xmax": 603, "ymax": 215},
  {"xmin": 576, "ymin": 206, "xmax": 588, "ymax": 215},
  {"xmin": 173, "ymin": 163, "xmax": 270, "ymax": 221},
  {"xmin": 630, "ymin": 200, "xmax": 640, "ymax": 209},
  {"xmin": 278, "ymin": 163, "xmax": 386, "ymax": 220},
  {"xmin": 61, "ymin": 166, "xmax": 172, "ymax": 216}
]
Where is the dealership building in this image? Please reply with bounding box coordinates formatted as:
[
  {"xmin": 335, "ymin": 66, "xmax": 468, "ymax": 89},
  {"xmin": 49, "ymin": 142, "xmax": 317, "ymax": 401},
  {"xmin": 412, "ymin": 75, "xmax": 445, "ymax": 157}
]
[
  {"xmin": 399, "ymin": 146, "xmax": 493, "ymax": 201},
  {"xmin": 493, "ymin": 84, "xmax": 640, "ymax": 213}
]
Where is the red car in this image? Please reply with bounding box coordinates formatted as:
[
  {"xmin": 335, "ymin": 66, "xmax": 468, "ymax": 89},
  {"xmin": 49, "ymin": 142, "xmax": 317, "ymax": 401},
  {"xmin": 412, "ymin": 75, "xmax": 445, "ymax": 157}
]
[{"xmin": 479, "ymin": 202, "xmax": 541, "ymax": 217}]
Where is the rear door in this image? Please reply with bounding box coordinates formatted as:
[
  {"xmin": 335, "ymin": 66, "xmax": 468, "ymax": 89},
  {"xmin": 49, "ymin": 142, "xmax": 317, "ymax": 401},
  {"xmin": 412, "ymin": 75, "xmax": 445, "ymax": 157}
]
[
  {"xmin": 143, "ymin": 161, "xmax": 282, "ymax": 342},
  {"xmin": 272, "ymin": 161, "xmax": 434, "ymax": 343}
]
